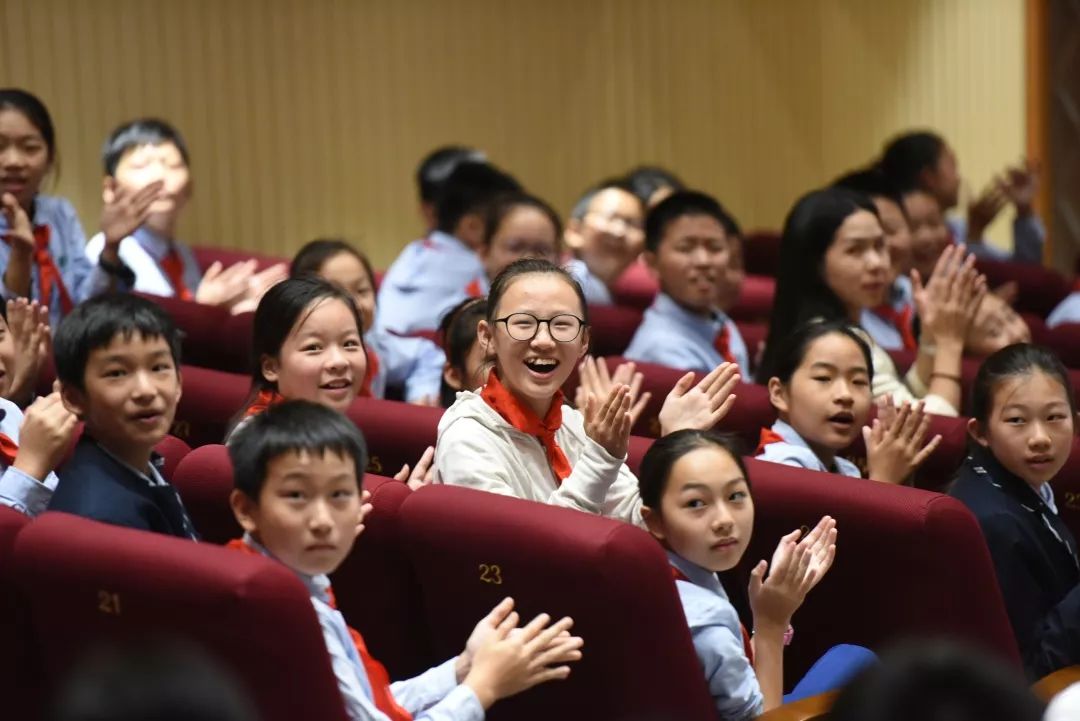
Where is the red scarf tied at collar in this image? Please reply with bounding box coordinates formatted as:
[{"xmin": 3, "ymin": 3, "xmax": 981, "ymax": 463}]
[
  {"xmin": 244, "ymin": 389, "xmax": 285, "ymax": 418},
  {"xmin": 480, "ymin": 370, "xmax": 573, "ymax": 484}
]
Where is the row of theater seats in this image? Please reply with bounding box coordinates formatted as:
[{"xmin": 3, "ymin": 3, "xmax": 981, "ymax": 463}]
[{"xmin": 0, "ymin": 438, "xmax": 1025, "ymax": 721}]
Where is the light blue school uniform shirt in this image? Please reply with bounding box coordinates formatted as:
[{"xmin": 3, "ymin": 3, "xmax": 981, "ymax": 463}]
[
  {"xmin": 564, "ymin": 258, "xmax": 613, "ymax": 306},
  {"xmin": 859, "ymin": 275, "xmax": 915, "ymax": 351},
  {"xmin": 0, "ymin": 195, "xmax": 131, "ymax": 327},
  {"xmin": 755, "ymin": 419, "xmax": 862, "ymax": 478},
  {"xmin": 624, "ymin": 292, "xmax": 750, "ymax": 377},
  {"xmin": 85, "ymin": 227, "xmax": 203, "ymax": 297},
  {"xmin": 375, "ymin": 231, "xmax": 487, "ymax": 335},
  {"xmin": 947, "ymin": 215, "xmax": 1045, "ymax": 264},
  {"xmin": 0, "ymin": 397, "xmax": 60, "ymax": 517},
  {"xmin": 1048, "ymin": 292, "xmax": 1080, "ymax": 328},
  {"xmin": 365, "ymin": 327, "xmax": 446, "ymax": 403},
  {"xmin": 240, "ymin": 534, "xmax": 483, "ymax": 721},
  {"xmin": 668, "ymin": 550, "xmax": 763, "ymax": 721}
]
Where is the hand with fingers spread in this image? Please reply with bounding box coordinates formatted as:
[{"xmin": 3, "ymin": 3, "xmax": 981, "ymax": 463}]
[
  {"xmin": 393, "ymin": 445, "xmax": 435, "ymax": 490},
  {"xmin": 354, "ymin": 489, "xmax": 373, "ymax": 536},
  {"xmin": 574, "ymin": 357, "xmax": 651, "ymax": 427},
  {"xmin": 966, "ymin": 179, "xmax": 1009, "ymax": 243},
  {"xmin": 584, "ymin": 384, "xmax": 632, "ymax": 458},
  {"xmin": 864, "ymin": 401, "xmax": 942, "ymax": 484},
  {"xmin": 462, "ymin": 602, "xmax": 583, "ymax": 708},
  {"xmin": 748, "ymin": 516, "xmax": 838, "ymax": 633},
  {"xmin": 4, "ymin": 298, "xmax": 51, "ymax": 405},
  {"xmin": 999, "ymin": 158, "xmax": 1040, "ymax": 217},
  {"xmin": 13, "ymin": 391, "xmax": 78, "ymax": 482},
  {"xmin": 195, "ymin": 260, "xmax": 257, "ymax": 308},
  {"xmin": 227, "ymin": 263, "xmax": 290, "ymax": 315},
  {"xmin": 912, "ymin": 244, "xmax": 986, "ymax": 346},
  {"xmin": 657, "ymin": 362, "xmax": 739, "ymax": 435},
  {"xmin": 1, "ymin": 192, "xmax": 34, "ymax": 254},
  {"xmin": 100, "ymin": 180, "xmax": 165, "ymax": 247}
]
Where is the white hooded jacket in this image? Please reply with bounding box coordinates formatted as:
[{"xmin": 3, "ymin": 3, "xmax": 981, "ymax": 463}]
[{"xmin": 434, "ymin": 390, "xmax": 644, "ymax": 527}]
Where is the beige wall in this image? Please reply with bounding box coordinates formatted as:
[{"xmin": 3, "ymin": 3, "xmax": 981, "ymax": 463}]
[{"xmin": 0, "ymin": 0, "xmax": 1026, "ymax": 269}]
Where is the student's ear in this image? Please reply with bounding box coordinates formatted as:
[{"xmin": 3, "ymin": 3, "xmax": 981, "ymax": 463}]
[
  {"xmin": 766, "ymin": 377, "xmax": 789, "ymax": 416},
  {"xmin": 59, "ymin": 382, "xmax": 88, "ymax": 420},
  {"xmin": 454, "ymin": 213, "xmax": 486, "ymax": 251},
  {"xmin": 442, "ymin": 363, "xmax": 464, "ymax": 392},
  {"xmin": 229, "ymin": 489, "xmax": 260, "ymax": 534},
  {"xmin": 967, "ymin": 417, "xmax": 990, "ymax": 448},
  {"xmin": 640, "ymin": 505, "xmax": 665, "ymax": 542},
  {"xmin": 101, "ymin": 175, "xmax": 118, "ymax": 204},
  {"xmin": 578, "ymin": 326, "xmax": 591, "ymax": 361},
  {"xmin": 260, "ymin": 354, "xmax": 280, "ymax": 385},
  {"xmin": 564, "ymin": 219, "xmax": 585, "ymax": 252},
  {"xmin": 643, "ymin": 250, "xmax": 660, "ymax": 278},
  {"xmin": 477, "ymin": 319, "xmax": 495, "ymax": 356}
]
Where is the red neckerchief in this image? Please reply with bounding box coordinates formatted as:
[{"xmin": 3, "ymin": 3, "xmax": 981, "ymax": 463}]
[
  {"xmin": 225, "ymin": 539, "xmax": 411, "ymax": 721},
  {"xmin": 755, "ymin": 427, "xmax": 785, "ymax": 455},
  {"xmin": 30, "ymin": 225, "xmax": 74, "ymax": 314},
  {"xmin": 872, "ymin": 303, "xmax": 917, "ymax": 351},
  {"xmin": 0, "ymin": 432, "xmax": 17, "ymax": 465},
  {"xmin": 359, "ymin": 346, "xmax": 381, "ymax": 398},
  {"xmin": 464, "ymin": 277, "xmax": 484, "ymax": 298},
  {"xmin": 670, "ymin": 564, "xmax": 755, "ymax": 664},
  {"xmin": 159, "ymin": 246, "xmax": 194, "ymax": 301},
  {"xmin": 480, "ymin": 370, "xmax": 572, "ymax": 484},
  {"xmin": 714, "ymin": 323, "xmax": 737, "ymax": 365},
  {"xmin": 244, "ymin": 389, "xmax": 284, "ymax": 418}
]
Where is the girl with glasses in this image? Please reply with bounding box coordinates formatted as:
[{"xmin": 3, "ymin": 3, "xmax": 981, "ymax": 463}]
[{"xmin": 433, "ymin": 258, "xmax": 740, "ymax": 527}]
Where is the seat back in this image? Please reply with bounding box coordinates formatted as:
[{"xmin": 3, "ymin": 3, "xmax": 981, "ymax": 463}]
[
  {"xmin": 974, "ymin": 258, "xmax": 1072, "ymax": 318},
  {"xmin": 1040, "ymin": 323, "xmax": 1080, "ymax": 371},
  {"xmin": 1051, "ymin": 438, "xmax": 1080, "ymax": 542},
  {"xmin": 728, "ymin": 274, "xmax": 776, "ymax": 323},
  {"xmin": 0, "ymin": 507, "xmax": 36, "ymax": 720},
  {"xmin": 172, "ymin": 365, "xmax": 252, "ymax": 447},
  {"xmin": 171, "ymin": 445, "xmax": 243, "ymax": 544},
  {"xmin": 136, "ymin": 293, "xmax": 239, "ymax": 372},
  {"xmin": 190, "ymin": 245, "xmax": 289, "ymax": 274},
  {"xmin": 345, "ymin": 398, "xmax": 444, "ymax": 478},
  {"xmin": 586, "ymin": 304, "xmax": 644, "ymax": 358},
  {"xmin": 155, "ymin": 434, "xmax": 192, "ymax": 480},
  {"xmin": 743, "ymin": 230, "xmax": 782, "ymax": 276},
  {"xmin": 610, "ymin": 261, "xmax": 658, "ymax": 310},
  {"xmin": 399, "ymin": 485, "xmax": 717, "ymax": 721},
  {"xmin": 12, "ymin": 512, "xmax": 349, "ymax": 721}
]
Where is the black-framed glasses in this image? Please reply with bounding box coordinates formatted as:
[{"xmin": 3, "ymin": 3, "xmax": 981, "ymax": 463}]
[{"xmin": 494, "ymin": 312, "xmax": 585, "ymax": 342}]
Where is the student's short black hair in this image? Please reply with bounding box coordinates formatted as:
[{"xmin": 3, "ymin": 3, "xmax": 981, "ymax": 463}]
[
  {"xmin": 833, "ymin": 167, "xmax": 906, "ymax": 215},
  {"xmin": 438, "ymin": 296, "xmax": 489, "ymax": 407},
  {"xmin": 569, "ymin": 177, "xmax": 640, "ymax": 221},
  {"xmin": 970, "ymin": 343, "xmax": 1076, "ymax": 424},
  {"xmin": 229, "ymin": 400, "xmax": 368, "ymax": 500},
  {"xmin": 54, "ymin": 294, "xmax": 183, "ymax": 391},
  {"xmin": 644, "ymin": 190, "xmax": 739, "ymax": 253},
  {"xmin": 638, "ymin": 430, "xmax": 748, "ymax": 511},
  {"xmin": 766, "ymin": 319, "xmax": 874, "ymax": 386},
  {"xmin": 625, "ymin": 165, "xmax": 685, "ymax": 205},
  {"xmin": 829, "ymin": 639, "xmax": 1044, "ymax": 721},
  {"xmin": 416, "ymin": 145, "xmax": 486, "ymax": 204},
  {"xmin": 435, "ymin": 162, "xmax": 522, "ymax": 235},
  {"xmin": 290, "ymin": 238, "xmax": 375, "ymax": 290},
  {"xmin": 880, "ymin": 131, "xmax": 947, "ymax": 193},
  {"xmin": 102, "ymin": 118, "xmax": 191, "ymax": 176}
]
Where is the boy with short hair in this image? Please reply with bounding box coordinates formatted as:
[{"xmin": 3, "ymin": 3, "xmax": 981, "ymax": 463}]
[
  {"xmin": 227, "ymin": 400, "xmax": 583, "ymax": 721},
  {"xmin": 376, "ymin": 160, "xmax": 521, "ymax": 335},
  {"xmin": 624, "ymin": 191, "xmax": 750, "ymax": 377},
  {"xmin": 415, "ymin": 145, "xmax": 487, "ymax": 232},
  {"xmin": 86, "ymin": 118, "xmax": 286, "ymax": 311},
  {"xmin": 563, "ymin": 179, "xmax": 646, "ymax": 305},
  {"xmin": 48, "ymin": 293, "xmax": 196, "ymax": 539}
]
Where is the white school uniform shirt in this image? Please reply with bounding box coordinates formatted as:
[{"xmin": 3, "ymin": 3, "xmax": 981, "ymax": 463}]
[
  {"xmin": 669, "ymin": 551, "xmax": 763, "ymax": 721},
  {"xmin": 365, "ymin": 328, "xmax": 446, "ymax": 403},
  {"xmin": 0, "ymin": 397, "xmax": 61, "ymax": 517},
  {"xmin": 564, "ymin": 258, "xmax": 613, "ymax": 306},
  {"xmin": 433, "ymin": 390, "xmax": 643, "ymax": 526},
  {"xmin": 623, "ymin": 292, "xmax": 750, "ymax": 377},
  {"xmin": 85, "ymin": 228, "xmax": 203, "ymax": 297},
  {"xmin": 240, "ymin": 535, "xmax": 483, "ymax": 721},
  {"xmin": 375, "ymin": 231, "xmax": 488, "ymax": 335},
  {"xmin": 947, "ymin": 214, "xmax": 1045, "ymax": 264},
  {"xmin": 755, "ymin": 419, "xmax": 862, "ymax": 478},
  {"xmin": 1048, "ymin": 292, "xmax": 1080, "ymax": 328},
  {"xmin": 859, "ymin": 276, "xmax": 914, "ymax": 351}
]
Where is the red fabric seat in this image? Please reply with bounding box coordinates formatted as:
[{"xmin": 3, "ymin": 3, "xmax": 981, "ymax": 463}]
[
  {"xmin": 609, "ymin": 260, "xmax": 658, "ymax": 310},
  {"xmin": 1050, "ymin": 438, "xmax": 1080, "ymax": 542},
  {"xmin": 728, "ymin": 274, "xmax": 776, "ymax": 322},
  {"xmin": 398, "ymin": 484, "xmax": 717, "ymax": 721},
  {"xmin": 735, "ymin": 321, "xmax": 767, "ymax": 366},
  {"xmin": 190, "ymin": 245, "xmax": 289, "ymax": 274},
  {"xmin": 155, "ymin": 434, "xmax": 192, "ymax": 480},
  {"xmin": 172, "ymin": 365, "xmax": 252, "ymax": 447},
  {"xmin": 974, "ymin": 258, "xmax": 1071, "ymax": 318},
  {"xmin": 743, "ymin": 230, "xmax": 782, "ymax": 276},
  {"xmin": 585, "ymin": 304, "xmax": 644, "ymax": 358},
  {"xmin": 135, "ymin": 293, "xmax": 246, "ymax": 372},
  {"xmin": 171, "ymin": 444, "xmax": 431, "ymax": 677},
  {"xmin": 345, "ymin": 398, "xmax": 444, "ymax": 478},
  {"xmin": 12, "ymin": 512, "xmax": 349, "ymax": 721},
  {"xmin": 0, "ymin": 507, "xmax": 36, "ymax": 720},
  {"xmin": 1039, "ymin": 323, "xmax": 1080, "ymax": 370}
]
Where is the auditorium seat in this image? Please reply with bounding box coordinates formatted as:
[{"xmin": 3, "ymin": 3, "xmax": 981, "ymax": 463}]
[
  {"xmin": 155, "ymin": 434, "xmax": 193, "ymax": 481},
  {"xmin": 135, "ymin": 293, "xmax": 242, "ymax": 372},
  {"xmin": 171, "ymin": 365, "xmax": 252, "ymax": 447},
  {"xmin": 399, "ymin": 484, "xmax": 718, "ymax": 721},
  {"xmin": 345, "ymin": 398, "xmax": 444, "ymax": 478},
  {"xmin": 743, "ymin": 230, "xmax": 782, "ymax": 276},
  {"xmin": 585, "ymin": 304, "xmax": 644, "ymax": 358},
  {"xmin": 12, "ymin": 512, "xmax": 350, "ymax": 721},
  {"xmin": 190, "ymin": 245, "xmax": 289, "ymax": 274},
  {"xmin": 974, "ymin": 258, "xmax": 1071, "ymax": 318},
  {"xmin": 170, "ymin": 445, "xmax": 242, "ymax": 544},
  {"xmin": 728, "ymin": 274, "xmax": 776, "ymax": 323},
  {"xmin": 0, "ymin": 507, "xmax": 36, "ymax": 721},
  {"xmin": 610, "ymin": 260, "xmax": 658, "ymax": 310},
  {"xmin": 1039, "ymin": 323, "xmax": 1080, "ymax": 370},
  {"xmin": 1049, "ymin": 438, "xmax": 1080, "ymax": 543}
]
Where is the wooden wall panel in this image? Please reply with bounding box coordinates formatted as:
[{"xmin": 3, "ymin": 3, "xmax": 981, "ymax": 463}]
[{"xmin": 0, "ymin": 0, "xmax": 1026, "ymax": 268}]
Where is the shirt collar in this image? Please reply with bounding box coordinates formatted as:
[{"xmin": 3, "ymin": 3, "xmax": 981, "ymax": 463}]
[
  {"xmin": 241, "ymin": 532, "xmax": 333, "ymax": 601},
  {"xmin": 666, "ymin": 550, "xmax": 727, "ymax": 598},
  {"xmin": 428, "ymin": 229, "xmax": 473, "ymax": 254},
  {"xmin": 93, "ymin": 440, "xmax": 168, "ymax": 488},
  {"xmin": 770, "ymin": 418, "xmax": 845, "ymax": 473},
  {"xmin": 132, "ymin": 227, "xmax": 174, "ymax": 262},
  {"xmin": 968, "ymin": 444, "xmax": 1056, "ymax": 514},
  {"xmin": 653, "ymin": 292, "xmax": 729, "ymax": 330}
]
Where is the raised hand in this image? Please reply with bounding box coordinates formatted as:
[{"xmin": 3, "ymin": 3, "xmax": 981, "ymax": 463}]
[
  {"xmin": 4, "ymin": 299, "xmax": 51, "ymax": 405},
  {"xmin": 1, "ymin": 192, "xmax": 33, "ymax": 253},
  {"xmin": 966, "ymin": 180, "xmax": 1008, "ymax": 243},
  {"xmin": 748, "ymin": 516, "xmax": 837, "ymax": 633},
  {"xmin": 101, "ymin": 180, "xmax": 164, "ymax": 246},
  {"xmin": 574, "ymin": 357, "xmax": 651, "ymax": 427},
  {"xmin": 393, "ymin": 445, "xmax": 435, "ymax": 490},
  {"xmin": 355, "ymin": 489, "xmax": 373, "ymax": 537},
  {"xmin": 1000, "ymin": 158, "xmax": 1040, "ymax": 216},
  {"xmin": 13, "ymin": 392, "xmax": 78, "ymax": 481},
  {"xmin": 911, "ymin": 244, "xmax": 986, "ymax": 346},
  {"xmin": 863, "ymin": 401, "xmax": 942, "ymax": 484},
  {"xmin": 584, "ymin": 384, "xmax": 632, "ymax": 459},
  {"xmin": 657, "ymin": 362, "xmax": 739, "ymax": 435},
  {"xmin": 195, "ymin": 259, "xmax": 256, "ymax": 308}
]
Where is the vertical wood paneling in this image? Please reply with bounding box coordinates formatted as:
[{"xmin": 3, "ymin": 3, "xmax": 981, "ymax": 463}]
[{"xmin": 0, "ymin": 0, "xmax": 1026, "ymax": 267}]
